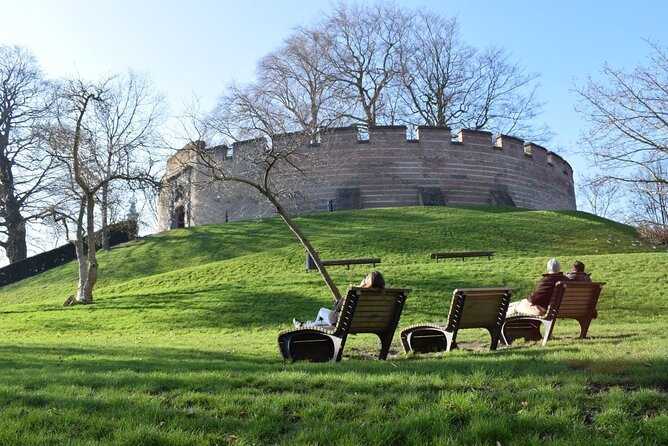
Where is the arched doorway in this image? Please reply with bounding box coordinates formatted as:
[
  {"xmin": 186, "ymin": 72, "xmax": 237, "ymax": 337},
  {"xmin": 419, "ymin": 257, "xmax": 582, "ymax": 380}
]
[{"xmin": 175, "ymin": 205, "xmax": 186, "ymax": 228}]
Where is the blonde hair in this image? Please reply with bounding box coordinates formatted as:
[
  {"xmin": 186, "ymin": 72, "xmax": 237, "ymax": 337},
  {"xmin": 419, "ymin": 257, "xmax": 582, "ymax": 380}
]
[{"xmin": 362, "ymin": 270, "xmax": 385, "ymax": 288}]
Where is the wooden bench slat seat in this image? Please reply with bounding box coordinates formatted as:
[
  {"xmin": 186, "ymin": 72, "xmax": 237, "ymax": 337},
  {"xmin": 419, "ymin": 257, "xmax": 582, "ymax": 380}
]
[
  {"xmin": 502, "ymin": 281, "xmax": 606, "ymax": 346},
  {"xmin": 430, "ymin": 251, "xmax": 495, "ymax": 262},
  {"xmin": 278, "ymin": 287, "xmax": 411, "ymax": 362},
  {"xmin": 400, "ymin": 287, "xmax": 514, "ymax": 353}
]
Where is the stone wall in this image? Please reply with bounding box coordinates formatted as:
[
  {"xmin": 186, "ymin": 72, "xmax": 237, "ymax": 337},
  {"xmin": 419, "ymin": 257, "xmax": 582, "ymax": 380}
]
[{"xmin": 158, "ymin": 126, "xmax": 575, "ymax": 231}]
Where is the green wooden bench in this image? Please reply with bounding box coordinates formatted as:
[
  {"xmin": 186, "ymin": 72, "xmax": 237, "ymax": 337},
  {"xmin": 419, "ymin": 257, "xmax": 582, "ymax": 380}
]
[
  {"xmin": 430, "ymin": 250, "xmax": 495, "ymax": 262},
  {"xmin": 306, "ymin": 252, "xmax": 381, "ymax": 271}
]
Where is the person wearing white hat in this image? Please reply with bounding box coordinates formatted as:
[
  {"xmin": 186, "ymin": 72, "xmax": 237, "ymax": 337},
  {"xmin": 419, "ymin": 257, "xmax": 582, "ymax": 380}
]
[{"xmin": 507, "ymin": 258, "xmax": 566, "ymax": 317}]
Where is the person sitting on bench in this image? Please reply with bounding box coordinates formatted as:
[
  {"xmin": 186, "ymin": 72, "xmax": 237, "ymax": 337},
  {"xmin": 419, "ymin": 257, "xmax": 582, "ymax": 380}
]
[
  {"xmin": 566, "ymin": 260, "xmax": 592, "ymax": 282},
  {"xmin": 506, "ymin": 258, "xmax": 566, "ymax": 317},
  {"xmin": 293, "ymin": 270, "xmax": 386, "ymax": 328}
]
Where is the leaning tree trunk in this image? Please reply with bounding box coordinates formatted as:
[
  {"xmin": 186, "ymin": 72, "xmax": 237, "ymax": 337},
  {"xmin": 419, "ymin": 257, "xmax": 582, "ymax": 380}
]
[{"xmin": 267, "ymin": 194, "xmax": 342, "ymax": 302}]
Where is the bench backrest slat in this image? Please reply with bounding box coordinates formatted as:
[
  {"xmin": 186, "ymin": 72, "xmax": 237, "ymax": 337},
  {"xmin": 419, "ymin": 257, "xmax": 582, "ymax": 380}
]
[
  {"xmin": 555, "ymin": 282, "xmax": 605, "ymax": 318},
  {"xmin": 542, "ymin": 281, "xmax": 606, "ymax": 321},
  {"xmin": 335, "ymin": 287, "xmax": 410, "ymax": 334},
  {"xmin": 446, "ymin": 288, "xmax": 513, "ymax": 330}
]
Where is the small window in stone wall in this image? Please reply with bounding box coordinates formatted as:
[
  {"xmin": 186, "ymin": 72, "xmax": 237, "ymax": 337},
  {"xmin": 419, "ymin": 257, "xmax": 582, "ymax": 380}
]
[
  {"xmin": 357, "ymin": 127, "xmax": 369, "ymax": 142},
  {"xmin": 335, "ymin": 187, "xmax": 361, "ymax": 210},
  {"xmin": 489, "ymin": 190, "xmax": 516, "ymax": 207},
  {"xmin": 417, "ymin": 187, "xmax": 446, "ymax": 206},
  {"xmin": 225, "ymin": 147, "xmax": 234, "ymax": 159}
]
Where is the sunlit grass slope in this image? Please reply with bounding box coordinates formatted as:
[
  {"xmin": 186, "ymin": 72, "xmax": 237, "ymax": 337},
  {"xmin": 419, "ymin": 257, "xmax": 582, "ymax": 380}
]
[{"xmin": 0, "ymin": 206, "xmax": 666, "ymax": 446}]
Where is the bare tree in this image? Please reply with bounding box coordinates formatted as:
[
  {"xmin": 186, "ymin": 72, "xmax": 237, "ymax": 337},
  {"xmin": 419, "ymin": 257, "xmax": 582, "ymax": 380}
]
[
  {"xmin": 577, "ymin": 175, "xmax": 621, "ymax": 219},
  {"xmin": 212, "ymin": 81, "xmax": 287, "ymax": 142},
  {"xmin": 463, "ymin": 47, "xmax": 543, "ymax": 137},
  {"xmin": 576, "ymin": 40, "xmax": 668, "ymax": 236},
  {"xmin": 0, "ymin": 45, "xmax": 54, "ymax": 263},
  {"xmin": 399, "ymin": 11, "xmax": 543, "ymax": 137},
  {"xmin": 399, "ymin": 13, "xmax": 473, "ymax": 127},
  {"xmin": 94, "ymin": 71, "xmax": 165, "ymax": 249},
  {"xmin": 257, "ymin": 27, "xmax": 344, "ymax": 139},
  {"xmin": 628, "ymin": 161, "xmax": 668, "ymax": 244},
  {"xmin": 221, "ymin": 3, "xmax": 545, "ymax": 142},
  {"xmin": 45, "ymin": 75, "xmax": 162, "ymax": 303},
  {"xmin": 323, "ymin": 2, "xmax": 412, "ymax": 128}
]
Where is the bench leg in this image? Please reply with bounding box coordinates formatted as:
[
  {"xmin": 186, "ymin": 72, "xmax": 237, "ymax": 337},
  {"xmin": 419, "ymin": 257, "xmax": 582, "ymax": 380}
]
[
  {"xmin": 577, "ymin": 318, "xmax": 593, "ymax": 339},
  {"xmin": 378, "ymin": 332, "xmax": 393, "ymax": 360},
  {"xmin": 488, "ymin": 327, "xmax": 502, "ymax": 350},
  {"xmin": 332, "ymin": 336, "xmax": 345, "ymax": 362},
  {"xmin": 541, "ymin": 320, "xmax": 556, "ymax": 346}
]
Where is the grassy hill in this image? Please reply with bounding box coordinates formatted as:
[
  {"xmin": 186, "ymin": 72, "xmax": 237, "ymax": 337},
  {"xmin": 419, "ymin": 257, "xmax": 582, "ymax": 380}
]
[{"xmin": 0, "ymin": 206, "xmax": 666, "ymax": 445}]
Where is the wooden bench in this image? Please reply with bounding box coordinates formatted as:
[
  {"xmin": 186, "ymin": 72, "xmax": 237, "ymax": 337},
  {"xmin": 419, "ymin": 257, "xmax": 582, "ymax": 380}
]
[
  {"xmin": 400, "ymin": 287, "xmax": 514, "ymax": 353},
  {"xmin": 278, "ymin": 286, "xmax": 411, "ymax": 362},
  {"xmin": 430, "ymin": 250, "xmax": 495, "ymax": 262},
  {"xmin": 306, "ymin": 252, "xmax": 381, "ymax": 271},
  {"xmin": 502, "ymin": 281, "xmax": 606, "ymax": 346}
]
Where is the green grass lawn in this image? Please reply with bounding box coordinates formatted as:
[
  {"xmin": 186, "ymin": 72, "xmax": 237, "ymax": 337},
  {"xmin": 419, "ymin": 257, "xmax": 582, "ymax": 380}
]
[{"xmin": 1, "ymin": 206, "xmax": 666, "ymax": 445}]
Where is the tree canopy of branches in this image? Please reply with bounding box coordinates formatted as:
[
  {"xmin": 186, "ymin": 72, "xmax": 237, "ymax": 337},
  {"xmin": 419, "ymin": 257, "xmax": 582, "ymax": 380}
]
[
  {"xmin": 0, "ymin": 45, "xmax": 54, "ymax": 263},
  {"xmin": 400, "ymin": 11, "xmax": 542, "ymax": 136},
  {"xmin": 257, "ymin": 28, "xmax": 341, "ymax": 139},
  {"xmin": 46, "ymin": 72, "xmax": 164, "ymax": 303},
  {"xmin": 576, "ymin": 41, "xmax": 668, "ymax": 241},
  {"xmin": 220, "ymin": 2, "xmax": 544, "ymax": 138},
  {"xmin": 324, "ymin": 2, "xmax": 411, "ymax": 128}
]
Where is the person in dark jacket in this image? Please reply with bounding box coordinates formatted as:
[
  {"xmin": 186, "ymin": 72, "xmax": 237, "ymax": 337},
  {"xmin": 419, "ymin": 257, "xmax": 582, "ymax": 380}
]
[
  {"xmin": 566, "ymin": 260, "xmax": 592, "ymax": 282},
  {"xmin": 507, "ymin": 258, "xmax": 566, "ymax": 317}
]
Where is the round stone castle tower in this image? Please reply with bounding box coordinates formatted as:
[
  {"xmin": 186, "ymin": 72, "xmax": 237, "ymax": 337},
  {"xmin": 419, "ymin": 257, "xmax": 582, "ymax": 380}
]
[{"xmin": 158, "ymin": 126, "xmax": 576, "ymax": 231}]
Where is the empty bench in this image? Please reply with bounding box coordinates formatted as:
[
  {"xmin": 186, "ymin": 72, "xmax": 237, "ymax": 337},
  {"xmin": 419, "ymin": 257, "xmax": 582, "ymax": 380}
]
[
  {"xmin": 306, "ymin": 253, "xmax": 381, "ymax": 271},
  {"xmin": 430, "ymin": 250, "xmax": 495, "ymax": 262},
  {"xmin": 401, "ymin": 287, "xmax": 514, "ymax": 353}
]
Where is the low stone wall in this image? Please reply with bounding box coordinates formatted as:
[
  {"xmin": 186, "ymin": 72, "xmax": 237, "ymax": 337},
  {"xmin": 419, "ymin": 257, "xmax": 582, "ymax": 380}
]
[{"xmin": 158, "ymin": 126, "xmax": 575, "ymax": 231}]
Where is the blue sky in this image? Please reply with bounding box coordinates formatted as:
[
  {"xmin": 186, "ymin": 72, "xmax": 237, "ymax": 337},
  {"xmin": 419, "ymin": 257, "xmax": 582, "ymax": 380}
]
[{"xmin": 2, "ymin": 0, "xmax": 667, "ymax": 218}]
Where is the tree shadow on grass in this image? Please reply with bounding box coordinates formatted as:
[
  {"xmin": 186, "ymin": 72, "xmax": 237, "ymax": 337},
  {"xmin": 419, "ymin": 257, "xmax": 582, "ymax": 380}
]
[{"xmin": 1, "ymin": 287, "xmax": 339, "ymax": 333}]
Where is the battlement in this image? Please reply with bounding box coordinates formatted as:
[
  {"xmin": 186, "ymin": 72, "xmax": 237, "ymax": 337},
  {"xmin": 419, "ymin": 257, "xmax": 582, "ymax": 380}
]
[{"xmin": 217, "ymin": 125, "xmax": 568, "ymax": 171}]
